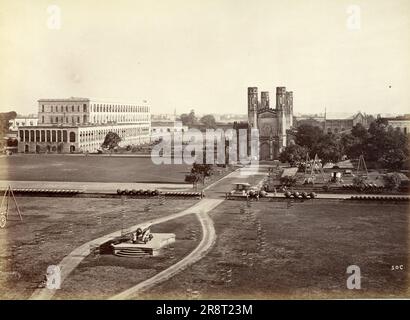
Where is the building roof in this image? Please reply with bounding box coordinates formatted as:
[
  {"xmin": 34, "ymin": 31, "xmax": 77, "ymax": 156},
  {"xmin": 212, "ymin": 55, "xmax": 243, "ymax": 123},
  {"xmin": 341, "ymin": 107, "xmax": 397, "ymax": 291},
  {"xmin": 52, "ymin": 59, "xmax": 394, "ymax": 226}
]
[
  {"xmin": 38, "ymin": 97, "xmax": 90, "ymax": 102},
  {"xmin": 151, "ymin": 121, "xmax": 185, "ymax": 127},
  {"xmin": 38, "ymin": 97, "xmax": 149, "ymax": 105},
  {"xmin": 325, "ymin": 112, "xmax": 365, "ymax": 120},
  {"xmin": 384, "ymin": 115, "xmax": 410, "ymax": 121},
  {"xmin": 14, "ymin": 114, "xmax": 38, "ymax": 119}
]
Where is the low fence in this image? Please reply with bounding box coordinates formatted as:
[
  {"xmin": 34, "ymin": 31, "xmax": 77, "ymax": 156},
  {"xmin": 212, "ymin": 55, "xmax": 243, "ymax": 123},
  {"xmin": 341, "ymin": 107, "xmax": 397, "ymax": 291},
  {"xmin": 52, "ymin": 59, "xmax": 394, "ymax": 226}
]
[
  {"xmin": 0, "ymin": 188, "xmax": 83, "ymax": 196},
  {"xmin": 1, "ymin": 188, "xmax": 203, "ymax": 199},
  {"xmin": 116, "ymin": 189, "xmax": 204, "ymax": 199},
  {"xmin": 350, "ymin": 195, "xmax": 409, "ymax": 201}
]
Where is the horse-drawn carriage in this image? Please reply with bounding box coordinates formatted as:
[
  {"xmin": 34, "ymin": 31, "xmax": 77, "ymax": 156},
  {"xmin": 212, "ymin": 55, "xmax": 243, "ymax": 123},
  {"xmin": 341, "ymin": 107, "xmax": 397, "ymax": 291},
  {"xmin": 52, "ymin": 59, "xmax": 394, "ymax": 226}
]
[{"xmin": 225, "ymin": 182, "xmax": 261, "ymax": 200}]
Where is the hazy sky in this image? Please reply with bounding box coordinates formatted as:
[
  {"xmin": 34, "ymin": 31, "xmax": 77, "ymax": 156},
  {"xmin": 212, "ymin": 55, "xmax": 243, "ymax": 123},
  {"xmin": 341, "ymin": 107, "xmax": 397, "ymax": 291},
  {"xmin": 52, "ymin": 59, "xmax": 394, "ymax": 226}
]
[{"xmin": 1, "ymin": 0, "xmax": 409, "ymax": 116}]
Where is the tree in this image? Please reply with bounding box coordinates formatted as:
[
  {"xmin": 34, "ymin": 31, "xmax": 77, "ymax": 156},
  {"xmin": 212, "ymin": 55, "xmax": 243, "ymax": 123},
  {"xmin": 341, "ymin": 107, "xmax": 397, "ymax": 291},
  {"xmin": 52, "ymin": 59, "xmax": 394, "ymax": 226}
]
[
  {"xmin": 340, "ymin": 123, "xmax": 369, "ymax": 159},
  {"xmin": 366, "ymin": 122, "xmax": 409, "ymax": 169},
  {"xmin": 295, "ymin": 124, "xmax": 323, "ymax": 150},
  {"xmin": 383, "ymin": 173, "xmax": 402, "ymax": 191},
  {"xmin": 185, "ymin": 173, "xmax": 201, "ymax": 189},
  {"xmin": 0, "ymin": 111, "xmax": 17, "ymax": 148},
  {"xmin": 340, "ymin": 133, "xmax": 362, "ymax": 159},
  {"xmin": 351, "ymin": 123, "xmax": 368, "ymax": 140},
  {"xmin": 313, "ymin": 134, "xmax": 343, "ymax": 165},
  {"xmin": 365, "ymin": 119, "xmax": 390, "ymax": 162},
  {"xmin": 280, "ymin": 175, "xmax": 297, "ymax": 187},
  {"xmin": 200, "ymin": 114, "xmax": 217, "ymax": 129},
  {"xmin": 279, "ymin": 144, "xmax": 308, "ymax": 166},
  {"xmin": 353, "ymin": 175, "xmax": 367, "ymax": 191},
  {"xmin": 381, "ymin": 127, "xmax": 408, "ymax": 170},
  {"xmin": 101, "ymin": 131, "xmax": 122, "ymax": 150},
  {"xmin": 190, "ymin": 162, "xmax": 213, "ymax": 184},
  {"xmin": 180, "ymin": 110, "xmax": 197, "ymax": 127}
]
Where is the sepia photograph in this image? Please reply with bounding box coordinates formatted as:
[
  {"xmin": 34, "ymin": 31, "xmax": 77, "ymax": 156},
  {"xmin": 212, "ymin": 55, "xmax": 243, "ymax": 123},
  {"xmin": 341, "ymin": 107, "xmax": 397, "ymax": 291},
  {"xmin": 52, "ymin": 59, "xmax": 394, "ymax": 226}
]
[{"xmin": 0, "ymin": 0, "xmax": 409, "ymax": 310}]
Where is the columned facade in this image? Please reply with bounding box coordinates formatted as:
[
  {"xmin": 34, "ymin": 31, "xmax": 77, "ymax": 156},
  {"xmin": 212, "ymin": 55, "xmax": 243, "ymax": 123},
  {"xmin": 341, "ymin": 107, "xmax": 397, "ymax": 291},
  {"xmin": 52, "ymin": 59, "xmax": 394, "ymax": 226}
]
[{"xmin": 18, "ymin": 97, "xmax": 151, "ymax": 153}]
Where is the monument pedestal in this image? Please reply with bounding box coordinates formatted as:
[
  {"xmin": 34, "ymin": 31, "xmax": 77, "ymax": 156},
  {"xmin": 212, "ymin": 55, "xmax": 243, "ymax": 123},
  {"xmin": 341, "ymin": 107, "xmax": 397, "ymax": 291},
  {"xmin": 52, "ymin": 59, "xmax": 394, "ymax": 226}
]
[{"xmin": 111, "ymin": 233, "xmax": 175, "ymax": 257}]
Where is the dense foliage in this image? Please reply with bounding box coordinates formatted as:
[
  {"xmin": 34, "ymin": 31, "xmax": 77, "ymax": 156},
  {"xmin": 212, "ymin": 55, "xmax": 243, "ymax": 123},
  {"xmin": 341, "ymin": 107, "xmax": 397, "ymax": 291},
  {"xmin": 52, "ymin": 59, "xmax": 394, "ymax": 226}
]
[
  {"xmin": 280, "ymin": 120, "xmax": 409, "ymax": 170},
  {"xmin": 180, "ymin": 110, "xmax": 197, "ymax": 128},
  {"xmin": 101, "ymin": 131, "xmax": 122, "ymax": 150}
]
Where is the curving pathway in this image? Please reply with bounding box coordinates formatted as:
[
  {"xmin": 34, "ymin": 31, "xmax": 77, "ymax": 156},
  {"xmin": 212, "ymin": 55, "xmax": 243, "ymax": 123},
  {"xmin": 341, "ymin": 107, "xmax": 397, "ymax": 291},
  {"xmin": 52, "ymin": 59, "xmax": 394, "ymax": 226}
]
[{"xmin": 109, "ymin": 206, "xmax": 220, "ymax": 299}]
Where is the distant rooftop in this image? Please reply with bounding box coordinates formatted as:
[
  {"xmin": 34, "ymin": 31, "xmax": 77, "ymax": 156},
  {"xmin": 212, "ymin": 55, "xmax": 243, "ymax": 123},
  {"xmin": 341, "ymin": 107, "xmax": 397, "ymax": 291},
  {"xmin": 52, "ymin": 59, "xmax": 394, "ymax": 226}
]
[
  {"xmin": 38, "ymin": 97, "xmax": 149, "ymax": 105},
  {"xmin": 38, "ymin": 97, "xmax": 89, "ymax": 102},
  {"xmin": 15, "ymin": 114, "xmax": 38, "ymax": 119},
  {"xmin": 384, "ymin": 114, "xmax": 410, "ymax": 121}
]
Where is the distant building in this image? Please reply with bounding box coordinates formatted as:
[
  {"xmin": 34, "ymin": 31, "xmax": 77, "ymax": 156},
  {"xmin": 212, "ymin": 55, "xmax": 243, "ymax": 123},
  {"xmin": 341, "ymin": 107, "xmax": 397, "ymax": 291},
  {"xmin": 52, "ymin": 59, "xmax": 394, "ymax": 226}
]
[
  {"xmin": 151, "ymin": 113, "xmax": 176, "ymax": 121},
  {"xmin": 324, "ymin": 112, "xmax": 374, "ymax": 134},
  {"xmin": 218, "ymin": 114, "xmax": 248, "ymax": 123},
  {"xmin": 18, "ymin": 97, "xmax": 151, "ymax": 153},
  {"xmin": 9, "ymin": 114, "xmax": 38, "ymax": 131},
  {"xmin": 151, "ymin": 120, "xmax": 188, "ymax": 140},
  {"xmin": 294, "ymin": 116, "xmax": 324, "ymax": 129},
  {"xmin": 384, "ymin": 115, "xmax": 410, "ymax": 135}
]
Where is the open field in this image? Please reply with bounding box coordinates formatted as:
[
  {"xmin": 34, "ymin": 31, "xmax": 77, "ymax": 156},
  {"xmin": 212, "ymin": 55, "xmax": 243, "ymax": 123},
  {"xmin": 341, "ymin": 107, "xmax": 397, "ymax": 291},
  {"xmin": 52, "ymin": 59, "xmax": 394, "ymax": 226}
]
[
  {"xmin": 53, "ymin": 215, "xmax": 202, "ymax": 299},
  {"xmin": 144, "ymin": 200, "xmax": 410, "ymax": 299},
  {"xmin": 0, "ymin": 196, "xmax": 197, "ymax": 299},
  {"xmin": 0, "ymin": 154, "xmax": 191, "ymax": 183}
]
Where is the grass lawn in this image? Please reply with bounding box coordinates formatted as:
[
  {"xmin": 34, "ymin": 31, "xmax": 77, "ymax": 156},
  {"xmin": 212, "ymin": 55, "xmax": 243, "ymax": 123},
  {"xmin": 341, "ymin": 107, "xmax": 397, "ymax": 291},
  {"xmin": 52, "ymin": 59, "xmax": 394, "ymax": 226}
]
[
  {"xmin": 144, "ymin": 199, "xmax": 409, "ymax": 299},
  {"xmin": 0, "ymin": 196, "xmax": 197, "ymax": 299},
  {"xmin": 0, "ymin": 154, "xmax": 191, "ymax": 183}
]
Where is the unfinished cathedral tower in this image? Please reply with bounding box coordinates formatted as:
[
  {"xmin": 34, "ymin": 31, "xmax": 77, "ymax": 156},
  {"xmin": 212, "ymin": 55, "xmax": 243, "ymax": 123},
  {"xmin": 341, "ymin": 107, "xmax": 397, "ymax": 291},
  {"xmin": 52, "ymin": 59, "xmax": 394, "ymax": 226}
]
[
  {"xmin": 247, "ymin": 87, "xmax": 258, "ymax": 129},
  {"xmin": 244, "ymin": 86, "xmax": 294, "ymax": 161}
]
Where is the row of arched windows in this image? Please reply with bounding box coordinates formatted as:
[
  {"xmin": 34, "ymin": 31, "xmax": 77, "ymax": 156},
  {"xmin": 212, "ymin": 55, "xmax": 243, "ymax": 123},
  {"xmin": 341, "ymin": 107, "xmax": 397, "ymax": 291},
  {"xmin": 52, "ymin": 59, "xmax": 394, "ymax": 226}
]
[{"xmin": 19, "ymin": 129, "xmax": 76, "ymax": 143}]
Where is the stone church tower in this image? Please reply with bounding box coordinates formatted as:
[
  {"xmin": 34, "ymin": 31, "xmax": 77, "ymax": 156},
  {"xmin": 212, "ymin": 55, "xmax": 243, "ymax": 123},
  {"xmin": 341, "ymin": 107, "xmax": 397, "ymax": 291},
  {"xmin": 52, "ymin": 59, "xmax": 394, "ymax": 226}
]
[
  {"xmin": 246, "ymin": 86, "xmax": 294, "ymax": 160},
  {"xmin": 247, "ymin": 87, "xmax": 258, "ymax": 129}
]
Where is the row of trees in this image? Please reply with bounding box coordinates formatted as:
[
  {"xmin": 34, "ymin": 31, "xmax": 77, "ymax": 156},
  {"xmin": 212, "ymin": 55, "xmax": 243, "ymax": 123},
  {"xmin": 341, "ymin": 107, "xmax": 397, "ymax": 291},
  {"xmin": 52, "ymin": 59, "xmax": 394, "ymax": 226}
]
[
  {"xmin": 185, "ymin": 163, "xmax": 214, "ymax": 188},
  {"xmin": 280, "ymin": 119, "xmax": 409, "ymax": 170},
  {"xmin": 180, "ymin": 110, "xmax": 217, "ymax": 129},
  {"xmin": 0, "ymin": 111, "xmax": 17, "ymax": 148}
]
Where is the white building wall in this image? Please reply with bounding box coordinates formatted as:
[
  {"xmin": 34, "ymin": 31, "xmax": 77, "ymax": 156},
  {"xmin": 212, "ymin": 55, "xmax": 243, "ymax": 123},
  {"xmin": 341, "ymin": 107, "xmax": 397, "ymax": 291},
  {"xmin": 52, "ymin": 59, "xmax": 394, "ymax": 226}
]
[{"xmin": 19, "ymin": 97, "xmax": 151, "ymax": 153}]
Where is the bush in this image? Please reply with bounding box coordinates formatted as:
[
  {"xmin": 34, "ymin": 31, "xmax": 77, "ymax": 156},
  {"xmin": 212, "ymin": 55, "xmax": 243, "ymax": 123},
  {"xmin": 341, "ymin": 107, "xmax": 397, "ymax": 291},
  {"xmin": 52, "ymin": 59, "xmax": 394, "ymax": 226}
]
[
  {"xmin": 383, "ymin": 173, "xmax": 402, "ymax": 191},
  {"xmin": 280, "ymin": 175, "xmax": 297, "ymax": 187},
  {"xmin": 185, "ymin": 173, "xmax": 200, "ymax": 185},
  {"xmin": 353, "ymin": 175, "xmax": 367, "ymax": 191}
]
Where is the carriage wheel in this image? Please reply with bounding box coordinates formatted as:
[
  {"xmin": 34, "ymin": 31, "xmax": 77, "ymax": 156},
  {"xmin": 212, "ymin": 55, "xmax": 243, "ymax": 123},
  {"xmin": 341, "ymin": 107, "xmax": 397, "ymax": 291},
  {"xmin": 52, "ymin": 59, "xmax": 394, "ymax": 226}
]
[{"xmin": 0, "ymin": 214, "xmax": 6, "ymax": 229}]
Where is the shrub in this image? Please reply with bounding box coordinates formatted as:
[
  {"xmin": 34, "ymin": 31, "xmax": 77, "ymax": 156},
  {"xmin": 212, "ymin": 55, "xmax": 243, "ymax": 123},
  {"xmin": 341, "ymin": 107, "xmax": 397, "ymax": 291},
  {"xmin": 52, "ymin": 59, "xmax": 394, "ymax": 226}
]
[
  {"xmin": 383, "ymin": 173, "xmax": 402, "ymax": 191},
  {"xmin": 280, "ymin": 175, "xmax": 297, "ymax": 187}
]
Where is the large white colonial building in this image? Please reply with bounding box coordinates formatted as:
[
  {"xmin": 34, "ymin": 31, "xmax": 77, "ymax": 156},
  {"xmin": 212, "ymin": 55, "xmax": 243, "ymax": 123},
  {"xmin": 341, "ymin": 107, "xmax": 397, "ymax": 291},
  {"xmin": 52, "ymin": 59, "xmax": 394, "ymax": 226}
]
[{"xmin": 18, "ymin": 97, "xmax": 151, "ymax": 153}]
